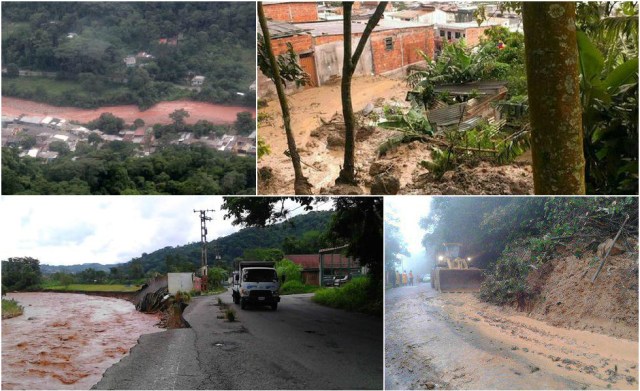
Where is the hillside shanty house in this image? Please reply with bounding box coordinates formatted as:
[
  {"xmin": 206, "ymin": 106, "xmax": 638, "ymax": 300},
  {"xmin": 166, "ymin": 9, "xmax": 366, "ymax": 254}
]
[{"xmin": 192, "ymin": 75, "xmax": 206, "ymax": 86}]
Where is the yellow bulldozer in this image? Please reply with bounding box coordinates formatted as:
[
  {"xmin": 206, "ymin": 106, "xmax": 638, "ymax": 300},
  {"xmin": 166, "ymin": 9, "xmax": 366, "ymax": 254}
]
[{"xmin": 431, "ymin": 243, "xmax": 484, "ymax": 292}]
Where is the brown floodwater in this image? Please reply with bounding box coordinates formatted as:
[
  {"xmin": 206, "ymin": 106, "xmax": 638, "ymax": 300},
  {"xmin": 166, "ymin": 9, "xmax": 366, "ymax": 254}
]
[
  {"xmin": 1, "ymin": 97, "xmax": 255, "ymax": 125},
  {"xmin": 1, "ymin": 292, "xmax": 162, "ymax": 390}
]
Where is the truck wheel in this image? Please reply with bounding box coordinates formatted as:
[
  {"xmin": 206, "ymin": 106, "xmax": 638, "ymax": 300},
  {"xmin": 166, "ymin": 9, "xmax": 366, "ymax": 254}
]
[
  {"xmin": 240, "ymin": 299, "xmax": 246, "ymax": 310},
  {"xmin": 271, "ymin": 303, "xmax": 278, "ymax": 311}
]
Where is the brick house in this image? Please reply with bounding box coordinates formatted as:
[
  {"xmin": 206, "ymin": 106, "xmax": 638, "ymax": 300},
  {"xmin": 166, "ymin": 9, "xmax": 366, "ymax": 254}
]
[
  {"xmin": 259, "ymin": 19, "xmax": 435, "ymax": 96},
  {"xmin": 262, "ymin": 1, "xmax": 318, "ymax": 23},
  {"xmin": 435, "ymin": 20, "xmax": 508, "ymax": 50}
]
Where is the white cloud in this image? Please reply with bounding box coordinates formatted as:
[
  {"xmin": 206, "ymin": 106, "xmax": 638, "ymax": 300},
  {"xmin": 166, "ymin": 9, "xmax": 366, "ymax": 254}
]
[
  {"xmin": 0, "ymin": 196, "xmax": 338, "ymax": 266},
  {"xmin": 0, "ymin": 196, "xmax": 238, "ymax": 266}
]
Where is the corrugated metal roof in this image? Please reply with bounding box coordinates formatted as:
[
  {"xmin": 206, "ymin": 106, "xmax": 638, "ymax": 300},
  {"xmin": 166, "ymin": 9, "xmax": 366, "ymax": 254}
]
[
  {"xmin": 427, "ymin": 102, "xmax": 467, "ymax": 126},
  {"xmin": 266, "ymin": 21, "xmax": 310, "ymax": 38},
  {"xmin": 294, "ymin": 18, "xmax": 428, "ymax": 37}
]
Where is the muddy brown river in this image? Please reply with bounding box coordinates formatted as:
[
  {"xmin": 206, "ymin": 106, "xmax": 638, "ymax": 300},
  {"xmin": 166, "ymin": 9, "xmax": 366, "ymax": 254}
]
[
  {"xmin": 1, "ymin": 97, "xmax": 255, "ymax": 125},
  {"xmin": 1, "ymin": 292, "xmax": 162, "ymax": 390}
]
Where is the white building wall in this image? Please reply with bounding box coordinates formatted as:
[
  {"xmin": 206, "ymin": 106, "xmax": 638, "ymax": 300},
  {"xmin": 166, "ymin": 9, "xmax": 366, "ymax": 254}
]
[{"xmin": 168, "ymin": 273, "xmax": 194, "ymax": 294}]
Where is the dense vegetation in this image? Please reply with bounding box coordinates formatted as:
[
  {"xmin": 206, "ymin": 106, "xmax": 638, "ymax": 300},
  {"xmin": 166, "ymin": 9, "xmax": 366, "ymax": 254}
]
[
  {"xmin": 2, "ymin": 144, "xmax": 256, "ymax": 195},
  {"xmin": 419, "ymin": 197, "xmax": 638, "ymax": 306},
  {"xmin": 1, "ymin": 2, "xmax": 255, "ymax": 108},
  {"xmin": 2, "ymin": 257, "xmax": 42, "ymax": 292},
  {"xmin": 409, "ymin": 3, "xmax": 638, "ymax": 194}
]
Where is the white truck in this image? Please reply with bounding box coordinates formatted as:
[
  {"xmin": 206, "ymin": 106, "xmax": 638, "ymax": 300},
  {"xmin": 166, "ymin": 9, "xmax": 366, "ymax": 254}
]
[{"xmin": 231, "ymin": 261, "xmax": 281, "ymax": 310}]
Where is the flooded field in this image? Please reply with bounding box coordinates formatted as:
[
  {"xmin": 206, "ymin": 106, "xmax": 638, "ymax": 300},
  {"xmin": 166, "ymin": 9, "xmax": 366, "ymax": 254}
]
[
  {"xmin": 2, "ymin": 292, "xmax": 162, "ymax": 390},
  {"xmin": 1, "ymin": 97, "xmax": 255, "ymax": 125}
]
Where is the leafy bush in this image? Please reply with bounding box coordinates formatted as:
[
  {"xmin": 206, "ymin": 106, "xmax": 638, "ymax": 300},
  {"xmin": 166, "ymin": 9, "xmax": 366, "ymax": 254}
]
[
  {"xmin": 479, "ymin": 244, "xmax": 532, "ymax": 306},
  {"xmin": 275, "ymin": 258, "xmax": 303, "ymax": 283},
  {"xmin": 280, "ymin": 280, "xmax": 318, "ymax": 295},
  {"xmin": 312, "ymin": 277, "xmax": 381, "ymax": 316}
]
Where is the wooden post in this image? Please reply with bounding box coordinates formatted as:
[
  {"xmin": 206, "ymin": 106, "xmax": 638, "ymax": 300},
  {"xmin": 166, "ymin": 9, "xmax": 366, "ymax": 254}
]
[{"xmin": 592, "ymin": 215, "xmax": 630, "ymax": 282}]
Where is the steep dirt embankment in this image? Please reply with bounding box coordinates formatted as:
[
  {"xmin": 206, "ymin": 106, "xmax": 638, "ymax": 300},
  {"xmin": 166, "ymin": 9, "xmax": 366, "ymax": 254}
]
[{"xmin": 525, "ymin": 247, "xmax": 638, "ymax": 341}]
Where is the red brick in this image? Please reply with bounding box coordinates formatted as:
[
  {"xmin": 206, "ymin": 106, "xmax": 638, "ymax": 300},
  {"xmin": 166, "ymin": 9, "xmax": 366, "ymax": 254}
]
[{"xmin": 262, "ymin": 2, "xmax": 318, "ymax": 23}]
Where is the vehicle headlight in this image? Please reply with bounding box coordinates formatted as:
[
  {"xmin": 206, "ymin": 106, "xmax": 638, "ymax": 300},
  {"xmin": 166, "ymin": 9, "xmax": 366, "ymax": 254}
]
[
  {"xmin": 240, "ymin": 289, "xmax": 249, "ymax": 296},
  {"xmin": 272, "ymin": 290, "xmax": 279, "ymax": 296}
]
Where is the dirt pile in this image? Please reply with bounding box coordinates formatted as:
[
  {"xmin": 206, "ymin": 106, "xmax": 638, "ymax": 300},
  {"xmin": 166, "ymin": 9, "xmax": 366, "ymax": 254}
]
[{"xmin": 526, "ymin": 245, "xmax": 639, "ymax": 340}]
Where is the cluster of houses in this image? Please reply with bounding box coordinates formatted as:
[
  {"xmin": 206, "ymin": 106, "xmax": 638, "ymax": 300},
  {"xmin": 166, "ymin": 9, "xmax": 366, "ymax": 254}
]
[
  {"xmin": 258, "ymin": 1, "xmax": 522, "ymax": 95},
  {"xmin": 1, "ymin": 114, "xmax": 257, "ymax": 162}
]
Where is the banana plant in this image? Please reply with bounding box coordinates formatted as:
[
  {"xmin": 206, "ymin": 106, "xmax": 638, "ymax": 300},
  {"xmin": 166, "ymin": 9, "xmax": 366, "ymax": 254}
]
[{"xmin": 577, "ymin": 31, "xmax": 638, "ymax": 194}]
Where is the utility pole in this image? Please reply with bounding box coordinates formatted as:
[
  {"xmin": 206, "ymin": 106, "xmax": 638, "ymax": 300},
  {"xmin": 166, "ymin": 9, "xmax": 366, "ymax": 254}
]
[{"xmin": 194, "ymin": 209, "xmax": 215, "ymax": 291}]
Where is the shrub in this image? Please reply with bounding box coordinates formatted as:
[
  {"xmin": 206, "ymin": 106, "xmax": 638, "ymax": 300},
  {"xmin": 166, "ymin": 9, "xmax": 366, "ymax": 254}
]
[
  {"xmin": 280, "ymin": 280, "xmax": 317, "ymax": 295},
  {"xmin": 2, "ymin": 299, "xmax": 24, "ymax": 319},
  {"xmin": 312, "ymin": 277, "xmax": 381, "ymax": 316},
  {"xmin": 479, "ymin": 243, "xmax": 532, "ymax": 306},
  {"xmin": 225, "ymin": 308, "xmax": 236, "ymax": 322}
]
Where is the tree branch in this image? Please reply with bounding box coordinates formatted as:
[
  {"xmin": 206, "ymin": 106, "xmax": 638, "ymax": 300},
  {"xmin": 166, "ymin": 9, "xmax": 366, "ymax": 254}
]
[{"xmin": 351, "ymin": 2, "xmax": 389, "ymax": 69}]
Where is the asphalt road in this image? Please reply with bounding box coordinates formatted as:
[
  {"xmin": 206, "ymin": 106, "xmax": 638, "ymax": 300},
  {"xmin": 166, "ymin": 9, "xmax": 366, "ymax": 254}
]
[{"xmin": 93, "ymin": 289, "xmax": 382, "ymax": 390}]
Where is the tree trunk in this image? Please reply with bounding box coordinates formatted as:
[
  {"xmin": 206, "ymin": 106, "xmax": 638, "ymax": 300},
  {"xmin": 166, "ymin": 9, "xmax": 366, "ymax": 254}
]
[
  {"xmin": 337, "ymin": 1, "xmax": 388, "ymax": 185},
  {"xmin": 257, "ymin": 2, "xmax": 312, "ymax": 195},
  {"xmin": 337, "ymin": 3, "xmax": 356, "ymax": 184},
  {"xmin": 523, "ymin": 2, "xmax": 586, "ymax": 194}
]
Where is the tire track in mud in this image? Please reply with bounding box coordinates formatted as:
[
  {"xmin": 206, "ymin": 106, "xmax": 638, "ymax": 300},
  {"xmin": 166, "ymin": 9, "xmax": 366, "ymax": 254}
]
[{"xmin": 385, "ymin": 284, "xmax": 639, "ymax": 390}]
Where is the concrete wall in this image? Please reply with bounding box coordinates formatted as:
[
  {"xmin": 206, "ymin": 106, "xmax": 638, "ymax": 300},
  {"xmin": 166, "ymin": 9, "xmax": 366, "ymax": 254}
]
[
  {"xmin": 313, "ymin": 37, "xmax": 374, "ymax": 85},
  {"xmin": 168, "ymin": 273, "xmax": 194, "ymax": 294}
]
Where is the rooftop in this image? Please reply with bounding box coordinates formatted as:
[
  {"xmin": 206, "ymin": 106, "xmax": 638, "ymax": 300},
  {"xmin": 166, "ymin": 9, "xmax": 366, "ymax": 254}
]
[{"xmin": 294, "ymin": 18, "xmax": 429, "ymax": 37}]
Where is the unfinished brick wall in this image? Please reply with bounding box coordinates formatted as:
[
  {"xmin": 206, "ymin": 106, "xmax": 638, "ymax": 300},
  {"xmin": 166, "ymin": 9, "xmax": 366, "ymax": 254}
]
[
  {"xmin": 370, "ymin": 28, "xmax": 435, "ymax": 74},
  {"xmin": 464, "ymin": 26, "xmax": 490, "ymax": 47},
  {"xmin": 262, "ymin": 2, "xmax": 318, "ymax": 23},
  {"xmin": 271, "ymin": 34, "xmax": 313, "ymax": 56}
]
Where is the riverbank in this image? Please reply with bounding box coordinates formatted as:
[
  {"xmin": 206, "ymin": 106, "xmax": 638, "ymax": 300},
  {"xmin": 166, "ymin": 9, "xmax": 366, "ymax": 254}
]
[
  {"xmin": 2, "ymin": 97, "xmax": 255, "ymax": 125},
  {"xmin": 1, "ymin": 292, "xmax": 162, "ymax": 390}
]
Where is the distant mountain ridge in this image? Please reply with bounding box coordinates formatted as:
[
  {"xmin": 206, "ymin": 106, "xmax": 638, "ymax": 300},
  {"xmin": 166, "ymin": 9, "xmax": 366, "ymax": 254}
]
[{"xmin": 41, "ymin": 211, "xmax": 334, "ymax": 274}]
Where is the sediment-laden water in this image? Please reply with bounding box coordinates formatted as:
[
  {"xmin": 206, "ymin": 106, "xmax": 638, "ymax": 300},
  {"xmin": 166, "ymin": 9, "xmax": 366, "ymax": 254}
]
[{"xmin": 2, "ymin": 292, "xmax": 162, "ymax": 390}]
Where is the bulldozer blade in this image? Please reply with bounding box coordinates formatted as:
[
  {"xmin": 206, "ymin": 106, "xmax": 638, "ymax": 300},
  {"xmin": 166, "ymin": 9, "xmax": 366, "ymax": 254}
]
[{"xmin": 436, "ymin": 269, "xmax": 484, "ymax": 292}]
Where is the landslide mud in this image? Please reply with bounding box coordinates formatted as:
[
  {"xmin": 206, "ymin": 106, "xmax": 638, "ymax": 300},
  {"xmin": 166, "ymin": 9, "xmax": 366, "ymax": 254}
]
[
  {"xmin": 257, "ymin": 75, "xmax": 532, "ymax": 195},
  {"xmin": 385, "ymin": 284, "xmax": 638, "ymax": 390},
  {"xmin": 2, "ymin": 292, "xmax": 162, "ymax": 390},
  {"xmin": 2, "ymin": 97, "xmax": 255, "ymax": 125}
]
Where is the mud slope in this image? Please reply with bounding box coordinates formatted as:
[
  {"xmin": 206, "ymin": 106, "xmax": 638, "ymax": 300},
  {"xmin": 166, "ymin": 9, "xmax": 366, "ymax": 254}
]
[{"xmin": 526, "ymin": 250, "xmax": 638, "ymax": 340}]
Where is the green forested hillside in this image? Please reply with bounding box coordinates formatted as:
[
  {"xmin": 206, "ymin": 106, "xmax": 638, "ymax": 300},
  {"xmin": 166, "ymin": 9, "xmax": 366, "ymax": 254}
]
[{"xmin": 1, "ymin": 2, "xmax": 255, "ymax": 108}]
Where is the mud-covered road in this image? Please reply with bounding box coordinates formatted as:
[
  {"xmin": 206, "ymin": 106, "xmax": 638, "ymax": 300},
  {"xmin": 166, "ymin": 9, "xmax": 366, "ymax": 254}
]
[
  {"xmin": 94, "ymin": 289, "xmax": 382, "ymax": 390},
  {"xmin": 385, "ymin": 283, "xmax": 638, "ymax": 390}
]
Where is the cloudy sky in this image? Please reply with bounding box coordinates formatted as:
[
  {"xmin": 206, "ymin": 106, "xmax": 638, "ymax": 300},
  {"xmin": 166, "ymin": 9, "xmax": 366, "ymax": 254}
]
[{"xmin": 0, "ymin": 197, "xmax": 333, "ymax": 266}]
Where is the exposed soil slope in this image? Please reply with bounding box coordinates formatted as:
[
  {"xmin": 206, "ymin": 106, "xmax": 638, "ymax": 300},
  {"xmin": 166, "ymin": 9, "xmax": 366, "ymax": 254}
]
[{"xmin": 526, "ymin": 248, "xmax": 638, "ymax": 340}]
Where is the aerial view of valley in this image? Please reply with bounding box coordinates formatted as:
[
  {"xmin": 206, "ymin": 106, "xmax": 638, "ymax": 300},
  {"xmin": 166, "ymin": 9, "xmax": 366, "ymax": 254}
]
[{"xmin": 1, "ymin": 2, "xmax": 256, "ymax": 195}]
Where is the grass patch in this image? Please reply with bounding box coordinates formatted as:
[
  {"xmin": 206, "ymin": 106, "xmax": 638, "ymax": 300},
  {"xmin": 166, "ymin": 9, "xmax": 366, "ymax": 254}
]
[
  {"xmin": 2, "ymin": 299, "xmax": 24, "ymax": 319},
  {"xmin": 225, "ymin": 308, "xmax": 236, "ymax": 322},
  {"xmin": 280, "ymin": 280, "xmax": 319, "ymax": 295},
  {"xmin": 312, "ymin": 277, "xmax": 382, "ymax": 316},
  {"xmin": 45, "ymin": 284, "xmax": 142, "ymax": 292}
]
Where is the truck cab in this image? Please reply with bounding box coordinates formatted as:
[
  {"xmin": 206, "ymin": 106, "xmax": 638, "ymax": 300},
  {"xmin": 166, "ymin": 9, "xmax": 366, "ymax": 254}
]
[{"xmin": 232, "ymin": 261, "xmax": 280, "ymax": 310}]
